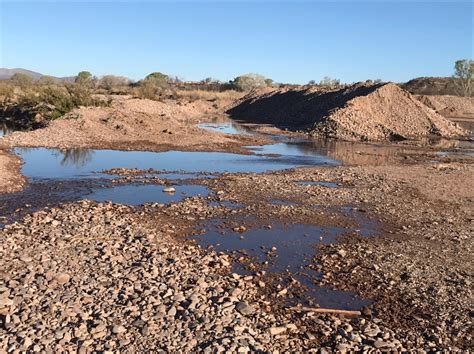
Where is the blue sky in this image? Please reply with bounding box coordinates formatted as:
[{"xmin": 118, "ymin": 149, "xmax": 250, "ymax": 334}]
[{"xmin": 0, "ymin": 1, "xmax": 472, "ymax": 83}]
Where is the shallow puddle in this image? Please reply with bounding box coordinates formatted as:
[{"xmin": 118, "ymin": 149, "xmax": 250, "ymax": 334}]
[
  {"xmin": 86, "ymin": 184, "xmax": 209, "ymax": 206},
  {"xmin": 191, "ymin": 220, "xmax": 372, "ymax": 310},
  {"xmin": 197, "ymin": 122, "xmax": 251, "ymax": 135},
  {"xmin": 16, "ymin": 146, "xmax": 339, "ymax": 180}
]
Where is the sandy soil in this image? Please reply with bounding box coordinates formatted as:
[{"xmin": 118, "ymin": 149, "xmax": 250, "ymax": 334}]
[
  {"xmin": 0, "ymin": 96, "xmax": 268, "ymax": 154},
  {"xmin": 0, "ymin": 149, "xmax": 25, "ymax": 194}
]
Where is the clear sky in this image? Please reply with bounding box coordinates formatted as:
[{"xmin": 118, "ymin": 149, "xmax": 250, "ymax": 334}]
[{"xmin": 0, "ymin": 1, "xmax": 472, "ymax": 84}]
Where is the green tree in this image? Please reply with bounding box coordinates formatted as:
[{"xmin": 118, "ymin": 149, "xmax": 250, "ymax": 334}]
[
  {"xmin": 144, "ymin": 72, "xmax": 170, "ymax": 86},
  {"xmin": 75, "ymin": 71, "xmax": 95, "ymax": 88},
  {"xmin": 453, "ymin": 59, "xmax": 473, "ymax": 97}
]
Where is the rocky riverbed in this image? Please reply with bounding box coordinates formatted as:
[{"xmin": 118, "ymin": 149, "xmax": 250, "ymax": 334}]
[
  {"xmin": 1, "ymin": 200, "xmax": 408, "ymax": 352},
  {"xmin": 0, "ymin": 114, "xmax": 473, "ymax": 351}
]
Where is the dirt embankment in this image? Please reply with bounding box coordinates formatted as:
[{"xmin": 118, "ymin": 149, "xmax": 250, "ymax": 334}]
[
  {"xmin": 0, "ymin": 96, "xmax": 267, "ymax": 153},
  {"xmin": 0, "ymin": 149, "xmax": 25, "ymax": 194},
  {"xmin": 400, "ymin": 77, "xmax": 462, "ymax": 96},
  {"xmin": 415, "ymin": 95, "xmax": 474, "ymax": 133},
  {"xmin": 227, "ymin": 83, "xmax": 467, "ymax": 141}
]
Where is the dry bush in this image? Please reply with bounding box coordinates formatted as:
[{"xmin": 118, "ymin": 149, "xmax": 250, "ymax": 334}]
[
  {"xmin": 174, "ymin": 89, "xmax": 244, "ymax": 102},
  {"xmin": 0, "ymin": 82, "xmax": 14, "ymax": 104},
  {"xmin": 15, "ymin": 83, "xmax": 110, "ymax": 120},
  {"xmin": 230, "ymin": 74, "xmax": 270, "ymax": 91},
  {"xmin": 98, "ymin": 75, "xmax": 131, "ymax": 91}
]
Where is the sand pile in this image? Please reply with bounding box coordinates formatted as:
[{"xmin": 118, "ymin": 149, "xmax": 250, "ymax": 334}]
[
  {"xmin": 227, "ymin": 83, "xmax": 467, "ymax": 141},
  {"xmin": 415, "ymin": 95, "xmax": 474, "ymax": 118}
]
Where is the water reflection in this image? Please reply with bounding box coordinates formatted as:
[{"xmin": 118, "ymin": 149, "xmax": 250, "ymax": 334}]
[
  {"xmin": 197, "ymin": 122, "xmax": 251, "ymax": 135},
  {"xmin": 0, "ymin": 121, "xmax": 22, "ymax": 137},
  {"xmin": 55, "ymin": 148, "xmax": 94, "ymax": 167},
  {"xmin": 192, "ymin": 219, "xmax": 372, "ymax": 310},
  {"xmin": 15, "ymin": 146, "xmax": 338, "ymax": 180}
]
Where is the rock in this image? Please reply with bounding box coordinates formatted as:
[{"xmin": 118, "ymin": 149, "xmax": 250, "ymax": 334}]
[
  {"xmin": 337, "ymin": 249, "xmax": 347, "ymax": 257},
  {"xmin": 112, "ymin": 325, "xmax": 127, "ymax": 334},
  {"xmin": 168, "ymin": 306, "xmax": 177, "ymax": 317},
  {"xmin": 374, "ymin": 339, "xmax": 390, "ymax": 348},
  {"xmin": 236, "ymin": 301, "xmax": 254, "ymax": 316},
  {"xmin": 54, "ymin": 273, "xmax": 71, "ymax": 284},
  {"xmin": 232, "ymin": 226, "xmax": 247, "ymax": 233},
  {"xmin": 268, "ymin": 327, "xmax": 286, "ymax": 335},
  {"xmin": 362, "ymin": 306, "xmax": 372, "ymax": 317},
  {"xmin": 0, "ymin": 298, "xmax": 14, "ymax": 306}
]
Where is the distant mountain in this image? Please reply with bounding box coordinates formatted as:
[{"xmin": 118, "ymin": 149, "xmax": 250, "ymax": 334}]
[{"xmin": 0, "ymin": 68, "xmax": 75, "ymax": 83}]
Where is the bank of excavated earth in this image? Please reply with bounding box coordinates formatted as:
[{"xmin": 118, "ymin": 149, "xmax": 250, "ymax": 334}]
[{"xmin": 227, "ymin": 83, "xmax": 468, "ymax": 141}]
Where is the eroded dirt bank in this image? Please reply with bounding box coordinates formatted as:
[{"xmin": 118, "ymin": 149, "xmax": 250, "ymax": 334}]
[{"xmin": 0, "ymin": 96, "xmax": 268, "ymax": 154}]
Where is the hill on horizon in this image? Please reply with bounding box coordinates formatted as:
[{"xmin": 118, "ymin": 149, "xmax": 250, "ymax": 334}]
[{"xmin": 0, "ymin": 68, "xmax": 74, "ymax": 82}]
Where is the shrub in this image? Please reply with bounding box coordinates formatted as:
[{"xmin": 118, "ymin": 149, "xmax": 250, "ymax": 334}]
[
  {"xmin": 230, "ymin": 73, "xmax": 270, "ymax": 91},
  {"xmin": 136, "ymin": 80, "xmax": 161, "ymax": 99},
  {"xmin": 75, "ymin": 71, "xmax": 96, "ymax": 89},
  {"xmin": 98, "ymin": 75, "xmax": 130, "ymax": 90},
  {"xmin": 319, "ymin": 76, "xmax": 341, "ymax": 89},
  {"xmin": 0, "ymin": 82, "xmax": 14, "ymax": 105},
  {"xmin": 37, "ymin": 75, "xmax": 57, "ymax": 86},
  {"xmin": 10, "ymin": 73, "xmax": 34, "ymax": 87},
  {"xmin": 16, "ymin": 83, "xmax": 109, "ymax": 121}
]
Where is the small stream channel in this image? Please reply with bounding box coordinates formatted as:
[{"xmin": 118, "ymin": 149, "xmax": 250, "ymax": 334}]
[{"xmin": 1, "ymin": 121, "xmax": 409, "ymax": 310}]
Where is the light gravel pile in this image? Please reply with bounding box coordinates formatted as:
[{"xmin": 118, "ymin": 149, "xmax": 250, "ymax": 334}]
[{"xmin": 228, "ymin": 83, "xmax": 467, "ymax": 141}]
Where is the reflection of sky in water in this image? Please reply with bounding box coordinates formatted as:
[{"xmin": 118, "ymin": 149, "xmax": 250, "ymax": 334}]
[
  {"xmin": 86, "ymin": 184, "xmax": 209, "ymax": 205},
  {"xmin": 192, "ymin": 220, "xmax": 373, "ymax": 310},
  {"xmin": 197, "ymin": 122, "xmax": 251, "ymax": 135},
  {"xmin": 16, "ymin": 146, "xmax": 339, "ymax": 180}
]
